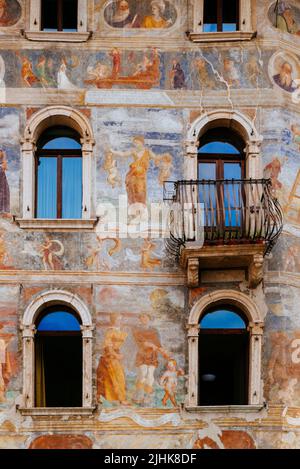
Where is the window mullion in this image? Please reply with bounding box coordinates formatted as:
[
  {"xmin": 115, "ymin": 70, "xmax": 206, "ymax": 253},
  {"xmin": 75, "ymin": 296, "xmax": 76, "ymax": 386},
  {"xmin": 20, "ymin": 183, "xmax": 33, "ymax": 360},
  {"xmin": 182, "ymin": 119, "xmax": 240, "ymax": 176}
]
[
  {"xmin": 217, "ymin": 0, "xmax": 223, "ymax": 32},
  {"xmin": 57, "ymin": 155, "xmax": 62, "ymax": 218},
  {"xmin": 58, "ymin": 0, "xmax": 63, "ymax": 31}
]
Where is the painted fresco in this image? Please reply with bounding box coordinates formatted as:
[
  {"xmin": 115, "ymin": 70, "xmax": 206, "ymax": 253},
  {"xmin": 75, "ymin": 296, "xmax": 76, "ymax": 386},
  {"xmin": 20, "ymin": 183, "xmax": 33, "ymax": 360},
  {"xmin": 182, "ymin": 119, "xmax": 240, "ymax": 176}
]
[
  {"xmin": 95, "ymin": 285, "xmax": 185, "ymax": 409},
  {"xmin": 0, "ymin": 0, "xmax": 21, "ymax": 27},
  {"xmin": 103, "ymin": 0, "xmax": 177, "ymax": 29},
  {"xmin": 0, "ymin": 47, "xmax": 275, "ymax": 90},
  {"xmin": 269, "ymin": 51, "xmax": 300, "ymax": 94},
  {"xmin": 269, "ymin": 1, "xmax": 300, "ymax": 36},
  {"xmin": 29, "ymin": 435, "xmax": 93, "ymax": 449}
]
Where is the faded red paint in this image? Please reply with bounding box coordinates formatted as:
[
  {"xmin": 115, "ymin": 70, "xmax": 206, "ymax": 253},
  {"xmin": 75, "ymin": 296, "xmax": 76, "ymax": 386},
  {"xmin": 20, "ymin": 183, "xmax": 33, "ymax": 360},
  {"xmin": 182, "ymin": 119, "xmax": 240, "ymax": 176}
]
[
  {"xmin": 189, "ymin": 287, "xmax": 207, "ymax": 306},
  {"xmin": 29, "ymin": 435, "xmax": 93, "ymax": 449},
  {"xmin": 193, "ymin": 431, "xmax": 256, "ymax": 449}
]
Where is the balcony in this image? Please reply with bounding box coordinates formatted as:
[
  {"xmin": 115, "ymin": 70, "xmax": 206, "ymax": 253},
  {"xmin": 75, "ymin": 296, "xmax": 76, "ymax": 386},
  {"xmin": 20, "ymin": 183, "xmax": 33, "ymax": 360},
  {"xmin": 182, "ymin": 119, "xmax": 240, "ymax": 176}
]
[{"xmin": 163, "ymin": 179, "xmax": 283, "ymax": 288}]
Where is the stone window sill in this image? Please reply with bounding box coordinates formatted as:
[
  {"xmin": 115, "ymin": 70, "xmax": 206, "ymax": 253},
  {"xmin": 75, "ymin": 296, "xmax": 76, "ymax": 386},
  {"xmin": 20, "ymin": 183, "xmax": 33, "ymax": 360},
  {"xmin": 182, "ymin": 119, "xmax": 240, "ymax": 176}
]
[
  {"xmin": 185, "ymin": 405, "xmax": 264, "ymax": 413},
  {"xmin": 188, "ymin": 31, "xmax": 256, "ymax": 43},
  {"xmin": 23, "ymin": 31, "xmax": 92, "ymax": 43},
  {"xmin": 15, "ymin": 218, "xmax": 97, "ymax": 231},
  {"xmin": 17, "ymin": 406, "xmax": 96, "ymax": 416}
]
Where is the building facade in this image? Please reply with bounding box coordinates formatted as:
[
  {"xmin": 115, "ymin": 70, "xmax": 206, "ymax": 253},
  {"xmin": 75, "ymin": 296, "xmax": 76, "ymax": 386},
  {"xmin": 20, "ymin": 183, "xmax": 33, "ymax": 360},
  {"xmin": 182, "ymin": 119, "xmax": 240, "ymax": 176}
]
[{"xmin": 0, "ymin": 0, "xmax": 299, "ymax": 449}]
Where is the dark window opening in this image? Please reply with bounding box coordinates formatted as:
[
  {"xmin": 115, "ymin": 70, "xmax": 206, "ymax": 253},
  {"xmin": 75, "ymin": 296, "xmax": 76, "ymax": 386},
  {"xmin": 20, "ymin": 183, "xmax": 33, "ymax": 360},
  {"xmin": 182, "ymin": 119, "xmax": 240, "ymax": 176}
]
[
  {"xmin": 36, "ymin": 126, "xmax": 82, "ymax": 219},
  {"xmin": 41, "ymin": 0, "xmax": 78, "ymax": 32},
  {"xmin": 199, "ymin": 307, "xmax": 249, "ymax": 406},
  {"xmin": 203, "ymin": 0, "xmax": 239, "ymax": 32},
  {"xmin": 35, "ymin": 306, "xmax": 82, "ymax": 407}
]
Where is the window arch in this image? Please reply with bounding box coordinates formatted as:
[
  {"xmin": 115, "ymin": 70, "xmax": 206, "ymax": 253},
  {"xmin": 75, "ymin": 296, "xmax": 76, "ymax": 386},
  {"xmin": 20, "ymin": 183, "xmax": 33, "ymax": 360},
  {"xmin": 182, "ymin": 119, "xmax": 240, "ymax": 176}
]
[
  {"xmin": 186, "ymin": 290, "xmax": 264, "ymax": 408},
  {"xmin": 21, "ymin": 290, "xmax": 94, "ymax": 411},
  {"xmin": 20, "ymin": 106, "xmax": 95, "ymax": 227},
  {"xmin": 185, "ymin": 110, "xmax": 263, "ymax": 181}
]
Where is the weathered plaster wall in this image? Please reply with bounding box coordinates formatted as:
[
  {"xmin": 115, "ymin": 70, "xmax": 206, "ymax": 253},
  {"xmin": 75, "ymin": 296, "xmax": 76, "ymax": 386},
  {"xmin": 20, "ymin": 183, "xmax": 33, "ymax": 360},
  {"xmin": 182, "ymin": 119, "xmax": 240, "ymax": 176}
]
[{"xmin": 0, "ymin": 0, "xmax": 299, "ymax": 449}]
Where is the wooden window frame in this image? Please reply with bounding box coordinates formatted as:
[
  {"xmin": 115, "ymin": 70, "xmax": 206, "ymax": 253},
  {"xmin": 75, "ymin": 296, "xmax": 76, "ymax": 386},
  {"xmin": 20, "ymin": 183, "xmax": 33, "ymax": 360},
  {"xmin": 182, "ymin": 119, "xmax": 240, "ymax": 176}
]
[
  {"xmin": 35, "ymin": 148, "xmax": 82, "ymax": 219},
  {"xmin": 41, "ymin": 0, "xmax": 78, "ymax": 32}
]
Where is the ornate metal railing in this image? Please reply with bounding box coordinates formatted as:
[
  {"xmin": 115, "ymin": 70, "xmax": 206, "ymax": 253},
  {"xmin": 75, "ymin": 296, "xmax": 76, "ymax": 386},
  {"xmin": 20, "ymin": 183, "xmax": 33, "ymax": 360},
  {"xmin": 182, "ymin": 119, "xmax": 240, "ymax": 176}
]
[{"xmin": 163, "ymin": 179, "xmax": 283, "ymax": 260}]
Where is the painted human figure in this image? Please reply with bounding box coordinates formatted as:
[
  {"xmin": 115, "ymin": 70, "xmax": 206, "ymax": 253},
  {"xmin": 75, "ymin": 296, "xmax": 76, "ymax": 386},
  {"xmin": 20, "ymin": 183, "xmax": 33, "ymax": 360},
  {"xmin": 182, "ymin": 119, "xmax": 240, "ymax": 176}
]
[
  {"xmin": 273, "ymin": 61, "xmax": 298, "ymax": 93},
  {"xmin": 132, "ymin": 313, "xmax": 168, "ymax": 405},
  {"xmin": 110, "ymin": 48, "xmax": 121, "ymax": 79},
  {"xmin": 21, "ymin": 56, "xmax": 39, "ymax": 87},
  {"xmin": 39, "ymin": 238, "xmax": 64, "ymax": 270},
  {"xmin": 160, "ymin": 359, "xmax": 184, "ymax": 407},
  {"xmin": 276, "ymin": 2, "xmax": 300, "ymax": 35},
  {"xmin": 140, "ymin": 239, "xmax": 161, "ymax": 271},
  {"xmin": 109, "ymin": 0, "xmax": 139, "ymax": 28},
  {"xmin": 0, "ymin": 324, "xmax": 12, "ymax": 403},
  {"xmin": 223, "ymin": 58, "xmax": 240, "ymax": 86},
  {"xmin": 97, "ymin": 313, "xmax": 129, "ymax": 405},
  {"xmin": 0, "ymin": 150, "xmax": 10, "ymax": 215},
  {"xmin": 0, "ymin": 0, "xmax": 21, "ymax": 27},
  {"xmin": 57, "ymin": 58, "xmax": 77, "ymax": 90},
  {"xmin": 170, "ymin": 60, "xmax": 186, "ymax": 89},
  {"xmin": 141, "ymin": 1, "xmax": 172, "ymax": 28},
  {"xmin": 110, "ymin": 136, "xmax": 158, "ymax": 206}
]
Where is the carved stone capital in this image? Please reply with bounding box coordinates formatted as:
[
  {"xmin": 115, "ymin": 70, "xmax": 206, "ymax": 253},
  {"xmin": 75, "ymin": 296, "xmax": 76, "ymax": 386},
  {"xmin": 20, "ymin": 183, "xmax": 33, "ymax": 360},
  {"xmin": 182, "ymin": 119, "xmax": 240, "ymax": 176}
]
[
  {"xmin": 185, "ymin": 140, "xmax": 199, "ymax": 157},
  {"xmin": 249, "ymin": 253, "xmax": 264, "ymax": 289},
  {"xmin": 187, "ymin": 324, "xmax": 199, "ymax": 338},
  {"xmin": 187, "ymin": 257, "xmax": 199, "ymax": 288},
  {"xmin": 248, "ymin": 322, "xmax": 264, "ymax": 336},
  {"xmin": 21, "ymin": 325, "xmax": 36, "ymax": 339},
  {"xmin": 246, "ymin": 138, "xmax": 263, "ymax": 156},
  {"xmin": 81, "ymin": 324, "xmax": 95, "ymax": 338}
]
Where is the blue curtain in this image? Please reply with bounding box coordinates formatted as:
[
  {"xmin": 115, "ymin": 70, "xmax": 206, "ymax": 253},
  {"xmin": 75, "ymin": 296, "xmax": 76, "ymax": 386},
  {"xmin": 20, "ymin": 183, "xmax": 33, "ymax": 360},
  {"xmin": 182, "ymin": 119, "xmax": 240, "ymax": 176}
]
[
  {"xmin": 62, "ymin": 157, "xmax": 82, "ymax": 219},
  {"xmin": 37, "ymin": 157, "xmax": 57, "ymax": 218}
]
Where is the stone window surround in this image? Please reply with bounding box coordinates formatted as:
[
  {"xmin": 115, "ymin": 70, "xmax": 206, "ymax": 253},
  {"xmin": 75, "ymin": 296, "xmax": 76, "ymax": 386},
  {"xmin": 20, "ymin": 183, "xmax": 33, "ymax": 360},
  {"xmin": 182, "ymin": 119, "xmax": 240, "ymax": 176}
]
[
  {"xmin": 185, "ymin": 289, "xmax": 265, "ymax": 409},
  {"xmin": 17, "ymin": 105, "xmax": 96, "ymax": 231},
  {"xmin": 184, "ymin": 109, "xmax": 263, "ymax": 181},
  {"xmin": 25, "ymin": 0, "xmax": 91, "ymax": 42},
  {"xmin": 188, "ymin": 0, "xmax": 256, "ymax": 42},
  {"xmin": 18, "ymin": 290, "xmax": 95, "ymax": 415}
]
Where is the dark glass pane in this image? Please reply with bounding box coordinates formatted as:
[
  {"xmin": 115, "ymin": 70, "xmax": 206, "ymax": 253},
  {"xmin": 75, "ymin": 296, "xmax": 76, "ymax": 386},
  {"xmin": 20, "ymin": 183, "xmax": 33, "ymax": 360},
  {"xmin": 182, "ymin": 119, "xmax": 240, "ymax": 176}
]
[
  {"xmin": 224, "ymin": 163, "xmax": 242, "ymax": 226},
  {"xmin": 63, "ymin": 0, "xmax": 78, "ymax": 31},
  {"xmin": 203, "ymin": 0, "xmax": 218, "ymax": 32},
  {"xmin": 37, "ymin": 157, "xmax": 57, "ymax": 218},
  {"xmin": 198, "ymin": 163, "xmax": 217, "ymax": 226},
  {"xmin": 42, "ymin": 0, "xmax": 58, "ymax": 31},
  {"xmin": 201, "ymin": 308, "xmax": 246, "ymax": 329},
  {"xmin": 222, "ymin": 0, "xmax": 238, "ymax": 31},
  {"xmin": 199, "ymin": 141, "xmax": 240, "ymax": 154},
  {"xmin": 38, "ymin": 311, "xmax": 81, "ymax": 331},
  {"xmin": 62, "ymin": 157, "xmax": 82, "ymax": 218},
  {"xmin": 43, "ymin": 137, "xmax": 81, "ymax": 150}
]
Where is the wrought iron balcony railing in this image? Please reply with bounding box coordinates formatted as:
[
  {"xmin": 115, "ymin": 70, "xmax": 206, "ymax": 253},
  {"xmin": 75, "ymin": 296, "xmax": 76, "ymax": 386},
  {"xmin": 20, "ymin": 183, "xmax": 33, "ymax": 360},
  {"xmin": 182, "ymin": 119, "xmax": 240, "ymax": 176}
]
[{"xmin": 163, "ymin": 179, "xmax": 283, "ymax": 260}]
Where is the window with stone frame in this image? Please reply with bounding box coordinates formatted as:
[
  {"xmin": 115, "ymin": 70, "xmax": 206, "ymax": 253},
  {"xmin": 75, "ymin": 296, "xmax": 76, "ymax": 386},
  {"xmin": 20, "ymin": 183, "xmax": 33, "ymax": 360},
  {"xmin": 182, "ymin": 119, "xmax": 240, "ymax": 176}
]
[{"xmin": 188, "ymin": 0, "xmax": 255, "ymax": 43}]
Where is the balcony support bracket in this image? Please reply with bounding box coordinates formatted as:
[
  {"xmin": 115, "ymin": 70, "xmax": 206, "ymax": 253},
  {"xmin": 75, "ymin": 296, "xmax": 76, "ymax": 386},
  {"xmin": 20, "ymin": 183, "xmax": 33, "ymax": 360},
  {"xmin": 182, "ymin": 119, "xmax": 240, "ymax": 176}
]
[{"xmin": 187, "ymin": 257, "xmax": 200, "ymax": 288}]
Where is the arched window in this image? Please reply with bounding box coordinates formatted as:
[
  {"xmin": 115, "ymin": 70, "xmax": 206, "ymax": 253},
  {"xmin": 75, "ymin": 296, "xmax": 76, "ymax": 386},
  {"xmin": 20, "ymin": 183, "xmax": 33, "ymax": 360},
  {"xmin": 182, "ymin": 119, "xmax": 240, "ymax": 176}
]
[
  {"xmin": 35, "ymin": 306, "xmax": 82, "ymax": 407},
  {"xmin": 36, "ymin": 126, "xmax": 82, "ymax": 219},
  {"xmin": 199, "ymin": 306, "xmax": 249, "ymax": 406},
  {"xmin": 198, "ymin": 128, "xmax": 245, "ymax": 230}
]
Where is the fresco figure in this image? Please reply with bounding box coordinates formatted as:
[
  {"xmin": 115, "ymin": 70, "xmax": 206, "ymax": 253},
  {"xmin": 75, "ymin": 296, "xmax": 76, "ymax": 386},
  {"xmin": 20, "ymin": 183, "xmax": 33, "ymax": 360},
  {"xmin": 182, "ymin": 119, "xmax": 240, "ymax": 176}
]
[
  {"xmin": 109, "ymin": 0, "xmax": 140, "ymax": 28},
  {"xmin": 96, "ymin": 314, "xmax": 129, "ymax": 405},
  {"xmin": 39, "ymin": 238, "xmax": 64, "ymax": 270},
  {"xmin": 0, "ymin": 0, "xmax": 21, "ymax": 27},
  {"xmin": 110, "ymin": 48, "xmax": 121, "ymax": 79},
  {"xmin": 291, "ymin": 124, "xmax": 300, "ymax": 149},
  {"xmin": 132, "ymin": 313, "xmax": 168, "ymax": 405},
  {"xmin": 223, "ymin": 58, "xmax": 240, "ymax": 86},
  {"xmin": 111, "ymin": 136, "xmax": 154, "ymax": 205},
  {"xmin": 194, "ymin": 58, "xmax": 215, "ymax": 89},
  {"xmin": 275, "ymin": 1, "xmax": 300, "ymax": 35},
  {"xmin": 86, "ymin": 237, "xmax": 121, "ymax": 270},
  {"xmin": 0, "ymin": 324, "xmax": 12, "ymax": 403},
  {"xmin": 140, "ymin": 239, "xmax": 161, "ymax": 270},
  {"xmin": 170, "ymin": 60, "xmax": 186, "ymax": 89},
  {"xmin": 264, "ymin": 158, "xmax": 283, "ymax": 192},
  {"xmin": 141, "ymin": 1, "xmax": 172, "ymax": 28},
  {"xmin": 159, "ymin": 359, "xmax": 184, "ymax": 407},
  {"xmin": 0, "ymin": 150, "xmax": 10, "ymax": 215},
  {"xmin": 21, "ymin": 56, "xmax": 39, "ymax": 87},
  {"xmin": 103, "ymin": 151, "xmax": 122, "ymax": 188},
  {"xmin": 273, "ymin": 61, "xmax": 298, "ymax": 92},
  {"xmin": 154, "ymin": 153, "xmax": 173, "ymax": 185},
  {"xmin": 57, "ymin": 59, "xmax": 77, "ymax": 90}
]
